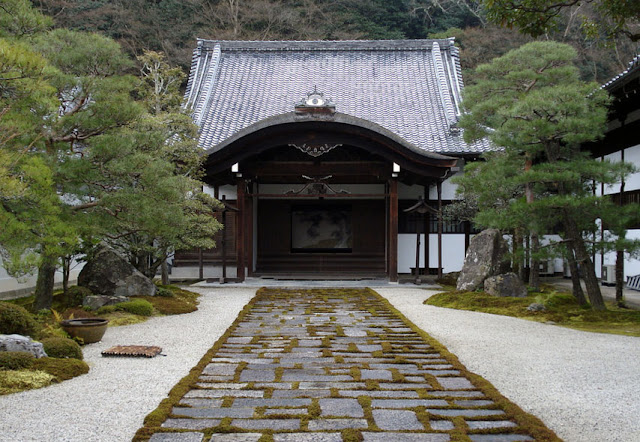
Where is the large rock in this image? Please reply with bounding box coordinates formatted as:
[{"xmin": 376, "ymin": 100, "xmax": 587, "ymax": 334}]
[
  {"xmin": 0, "ymin": 334, "xmax": 47, "ymax": 358},
  {"xmin": 457, "ymin": 229, "xmax": 510, "ymax": 291},
  {"xmin": 484, "ymin": 273, "xmax": 528, "ymax": 298},
  {"xmin": 78, "ymin": 246, "xmax": 156, "ymax": 298}
]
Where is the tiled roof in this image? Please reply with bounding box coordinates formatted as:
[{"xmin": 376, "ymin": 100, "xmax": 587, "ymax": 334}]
[
  {"xmin": 602, "ymin": 54, "xmax": 640, "ymax": 91},
  {"xmin": 185, "ymin": 40, "xmax": 491, "ymax": 155}
]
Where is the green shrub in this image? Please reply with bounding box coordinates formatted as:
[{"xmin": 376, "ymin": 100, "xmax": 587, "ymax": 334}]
[
  {"xmin": 40, "ymin": 337, "xmax": 83, "ymax": 360},
  {"xmin": 0, "ymin": 352, "xmax": 35, "ymax": 370},
  {"xmin": 0, "ymin": 302, "xmax": 41, "ymax": 337},
  {"xmin": 96, "ymin": 305, "xmax": 118, "ymax": 315},
  {"xmin": 65, "ymin": 286, "xmax": 93, "ymax": 306},
  {"xmin": 155, "ymin": 287, "xmax": 174, "ymax": 298},
  {"xmin": 116, "ymin": 299, "xmax": 154, "ymax": 316},
  {"xmin": 31, "ymin": 357, "xmax": 89, "ymax": 381}
]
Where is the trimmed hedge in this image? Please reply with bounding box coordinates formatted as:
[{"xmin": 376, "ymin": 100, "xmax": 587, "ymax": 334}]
[
  {"xmin": 0, "ymin": 302, "xmax": 41, "ymax": 337},
  {"xmin": 40, "ymin": 337, "xmax": 83, "ymax": 360},
  {"xmin": 0, "ymin": 351, "xmax": 35, "ymax": 370}
]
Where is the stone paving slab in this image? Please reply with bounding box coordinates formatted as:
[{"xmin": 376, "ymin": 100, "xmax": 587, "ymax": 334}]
[{"xmin": 139, "ymin": 288, "xmax": 557, "ymax": 441}]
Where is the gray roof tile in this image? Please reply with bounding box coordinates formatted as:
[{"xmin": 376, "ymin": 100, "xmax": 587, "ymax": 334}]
[{"xmin": 186, "ymin": 39, "xmax": 491, "ymax": 155}]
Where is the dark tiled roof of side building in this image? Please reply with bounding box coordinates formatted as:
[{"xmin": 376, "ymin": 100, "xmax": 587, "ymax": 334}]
[
  {"xmin": 602, "ymin": 54, "xmax": 640, "ymax": 91},
  {"xmin": 185, "ymin": 39, "xmax": 491, "ymax": 156}
]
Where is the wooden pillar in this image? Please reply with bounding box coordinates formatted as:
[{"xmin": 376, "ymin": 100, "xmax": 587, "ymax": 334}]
[
  {"xmin": 437, "ymin": 180, "xmax": 443, "ymax": 279},
  {"xmin": 388, "ymin": 178, "xmax": 398, "ymax": 282},
  {"xmin": 424, "ymin": 187, "xmax": 430, "ymax": 274},
  {"xmin": 221, "ymin": 195, "xmax": 227, "ymax": 283},
  {"xmin": 246, "ymin": 191, "xmax": 254, "ymax": 277},
  {"xmin": 236, "ymin": 179, "xmax": 246, "ymax": 282},
  {"xmin": 464, "ymin": 221, "xmax": 471, "ymax": 251}
]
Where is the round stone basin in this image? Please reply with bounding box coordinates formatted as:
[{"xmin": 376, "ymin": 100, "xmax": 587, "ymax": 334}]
[{"xmin": 60, "ymin": 318, "xmax": 109, "ymax": 344}]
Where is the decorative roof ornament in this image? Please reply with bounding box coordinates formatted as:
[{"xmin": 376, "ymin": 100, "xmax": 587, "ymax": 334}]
[{"xmin": 295, "ymin": 86, "xmax": 336, "ymax": 116}]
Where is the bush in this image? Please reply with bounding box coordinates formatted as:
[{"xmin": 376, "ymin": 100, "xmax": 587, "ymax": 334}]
[
  {"xmin": 116, "ymin": 299, "xmax": 154, "ymax": 316},
  {"xmin": 65, "ymin": 286, "xmax": 93, "ymax": 306},
  {"xmin": 155, "ymin": 287, "xmax": 174, "ymax": 298},
  {"xmin": 0, "ymin": 302, "xmax": 41, "ymax": 337},
  {"xmin": 0, "ymin": 352, "xmax": 35, "ymax": 370},
  {"xmin": 40, "ymin": 337, "xmax": 83, "ymax": 360},
  {"xmin": 31, "ymin": 357, "xmax": 89, "ymax": 381}
]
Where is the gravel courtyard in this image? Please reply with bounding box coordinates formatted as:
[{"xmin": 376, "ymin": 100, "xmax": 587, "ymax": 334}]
[{"xmin": 1, "ymin": 286, "xmax": 639, "ymax": 441}]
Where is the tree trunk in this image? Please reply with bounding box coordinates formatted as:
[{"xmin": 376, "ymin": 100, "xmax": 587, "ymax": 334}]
[
  {"xmin": 62, "ymin": 256, "xmax": 70, "ymax": 294},
  {"xmin": 161, "ymin": 259, "xmax": 169, "ymax": 285},
  {"xmin": 566, "ymin": 244, "xmax": 587, "ymax": 306},
  {"xmin": 564, "ymin": 214, "xmax": 606, "ymax": 310},
  {"xmin": 529, "ymin": 233, "xmax": 540, "ymax": 291},
  {"xmin": 616, "ymin": 250, "xmax": 625, "ymax": 307},
  {"xmin": 34, "ymin": 260, "xmax": 56, "ymax": 311},
  {"xmin": 513, "ymin": 229, "xmax": 525, "ymax": 282}
]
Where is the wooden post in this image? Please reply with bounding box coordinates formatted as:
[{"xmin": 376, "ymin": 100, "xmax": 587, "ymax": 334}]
[
  {"xmin": 437, "ymin": 180, "xmax": 443, "ymax": 279},
  {"xmin": 221, "ymin": 195, "xmax": 227, "ymax": 283},
  {"xmin": 414, "ymin": 219, "xmax": 421, "ymax": 284},
  {"xmin": 424, "ymin": 187, "xmax": 430, "ymax": 274},
  {"xmin": 246, "ymin": 185, "xmax": 254, "ymax": 277},
  {"xmin": 198, "ymin": 248, "xmax": 204, "ymax": 280},
  {"xmin": 388, "ymin": 178, "xmax": 398, "ymax": 282},
  {"xmin": 236, "ymin": 179, "xmax": 246, "ymax": 282}
]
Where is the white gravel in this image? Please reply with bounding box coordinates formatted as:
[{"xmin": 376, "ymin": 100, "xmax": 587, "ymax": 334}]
[
  {"xmin": 0, "ymin": 287, "xmax": 256, "ymax": 442},
  {"xmin": 376, "ymin": 287, "xmax": 640, "ymax": 442},
  {"xmin": 2, "ymin": 285, "xmax": 640, "ymax": 442}
]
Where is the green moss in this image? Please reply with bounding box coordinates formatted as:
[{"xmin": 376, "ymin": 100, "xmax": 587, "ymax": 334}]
[
  {"xmin": 40, "ymin": 337, "xmax": 83, "ymax": 360},
  {"xmin": 0, "ymin": 351, "xmax": 35, "ymax": 370},
  {"xmin": 0, "ymin": 301, "xmax": 41, "ymax": 337},
  {"xmin": 116, "ymin": 299, "xmax": 154, "ymax": 316},
  {"xmin": 31, "ymin": 357, "xmax": 90, "ymax": 381},
  {"xmin": 341, "ymin": 429, "xmax": 364, "ymax": 441},
  {"xmin": 65, "ymin": 286, "xmax": 93, "ymax": 306},
  {"xmin": 425, "ymin": 289, "xmax": 640, "ymax": 336},
  {"xmin": 0, "ymin": 370, "xmax": 55, "ymax": 395}
]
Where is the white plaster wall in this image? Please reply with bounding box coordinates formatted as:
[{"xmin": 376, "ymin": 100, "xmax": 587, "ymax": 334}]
[
  {"xmin": 625, "ymin": 144, "xmax": 640, "ymax": 191},
  {"xmin": 428, "ymin": 171, "xmax": 462, "ymax": 200},
  {"xmin": 601, "ymin": 229, "xmax": 640, "ymax": 279},
  {"xmin": 0, "ymin": 258, "xmax": 84, "ymax": 299},
  {"xmin": 203, "ymin": 184, "xmax": 237, "ymax": 200},
  {"xmin": 397, "ymin": 233, "xmax": 466, "ymax": 274},
  {"xmin": 600, "ymin": 145, "xmax": 640, "ymax": 195}
]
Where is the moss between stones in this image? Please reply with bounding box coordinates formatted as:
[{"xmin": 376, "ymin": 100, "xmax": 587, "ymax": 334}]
[
  {"xmin": 132, "ymin": 288, "xmax": 263, "ymax": 441},
  {"xmin": 366, "ymin": 288, "xmax": 561, "ymax": 442}
]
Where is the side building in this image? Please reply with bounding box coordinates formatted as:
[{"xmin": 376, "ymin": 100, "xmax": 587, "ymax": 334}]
[
  {"xmin": 591, "ymin": 54, "xmax": 640, "ymax": 283},
  {"xmin": 171, "ymin": 39, "xmax": 490, "ymax": 281}
]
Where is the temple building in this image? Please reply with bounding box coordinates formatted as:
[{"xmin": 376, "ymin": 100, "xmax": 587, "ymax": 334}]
[{"xmin": 170, "ymin": 39, "xmax": 491, "ymax": 282}]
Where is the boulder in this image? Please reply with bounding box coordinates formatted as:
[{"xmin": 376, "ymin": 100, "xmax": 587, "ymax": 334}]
[
  {"xmin": 0, "ymin": 334, "xmax": 47, "ymax": 358},
  {"xmin": 484, "ymin": 273, "xmax": 528, "ymax": 298},
  {"xmin": 83, "ymin": 295, "xmax": 130, "ymax": 311},
  {"xmin": 527, "ymin": 303, "xmax": 546, "ymax": 312},
  {"xmin": 78, "ymin": 246, "xmax": 156, "ymax": 298},
  {"xmin": 456, "ymin": 229, "xmax": 510, "ymax": 291}
]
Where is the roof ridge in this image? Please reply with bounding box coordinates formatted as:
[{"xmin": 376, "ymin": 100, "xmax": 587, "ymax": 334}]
[{"xmin": 195, "ymin": 39, "xmax": 456, "ymax": 52}]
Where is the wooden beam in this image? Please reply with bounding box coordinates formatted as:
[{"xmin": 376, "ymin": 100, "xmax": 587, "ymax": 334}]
[
  {"xmin": 244, "ymin": 161, "xmax": 390, "ymax": 178},
  {"xmin": 388, "ymin": 178, "xmax": 398, "ymax": 282}
]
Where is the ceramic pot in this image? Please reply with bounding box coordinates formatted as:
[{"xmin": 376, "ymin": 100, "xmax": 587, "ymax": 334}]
[{"xmin": 60, "ymin": 318, "xmax": 109, "ymax": 344}]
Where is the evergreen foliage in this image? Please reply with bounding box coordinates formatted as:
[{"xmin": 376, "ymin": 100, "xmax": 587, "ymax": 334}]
[{"xmin": 0, "ymin": 302, "xmax": 41, "ymax": 336}]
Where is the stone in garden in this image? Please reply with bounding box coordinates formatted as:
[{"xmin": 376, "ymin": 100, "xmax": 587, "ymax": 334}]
[
  {"xmin": 78, "ymin": 245, "xmax": 156, "ymax": 298},
  {"xmin": 527, "ymin": 303, "xmax": 546, "ymax": 312},
  {"xmin": 457, "ymin": 229, "xmax": 510, "ymax": 291},
  {"xmin": 83, "ymin": 295, "xmax": 130, "ymax": 310},
  {"xmin": 484, "ymin": 273, "xmax": 528, "ymax": 298},
  {"xmin": 0, "ymin": 334, "xmax": 47, "ymax": 358}
]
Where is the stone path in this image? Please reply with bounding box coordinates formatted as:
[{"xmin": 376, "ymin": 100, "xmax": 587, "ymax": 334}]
[{"xmin": 143, "ymin": 288, "xmax": 552, "ymax": 442}]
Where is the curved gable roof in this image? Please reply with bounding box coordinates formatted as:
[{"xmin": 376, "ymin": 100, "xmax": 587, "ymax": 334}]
[{"xmin": 185, "ymin": 39, "xmax": 490, "ymax": 156}]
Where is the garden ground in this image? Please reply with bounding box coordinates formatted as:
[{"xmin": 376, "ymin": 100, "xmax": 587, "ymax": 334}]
[{"xmin": 0, "ymin": 285, "xmax": 639, "ymax": 441}]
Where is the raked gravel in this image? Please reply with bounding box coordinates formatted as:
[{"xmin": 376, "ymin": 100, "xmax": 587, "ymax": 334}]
[
  {"xmin": 0, "ymin": 287, "xmax": 256, "ymax": 442},
  {"xmin": 377, "ymin": 287, "xmax": 640, "ymax": 442},
  {"xmin": 2, "ymin": 285, "xmax": 640, "ymax": 442}
]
